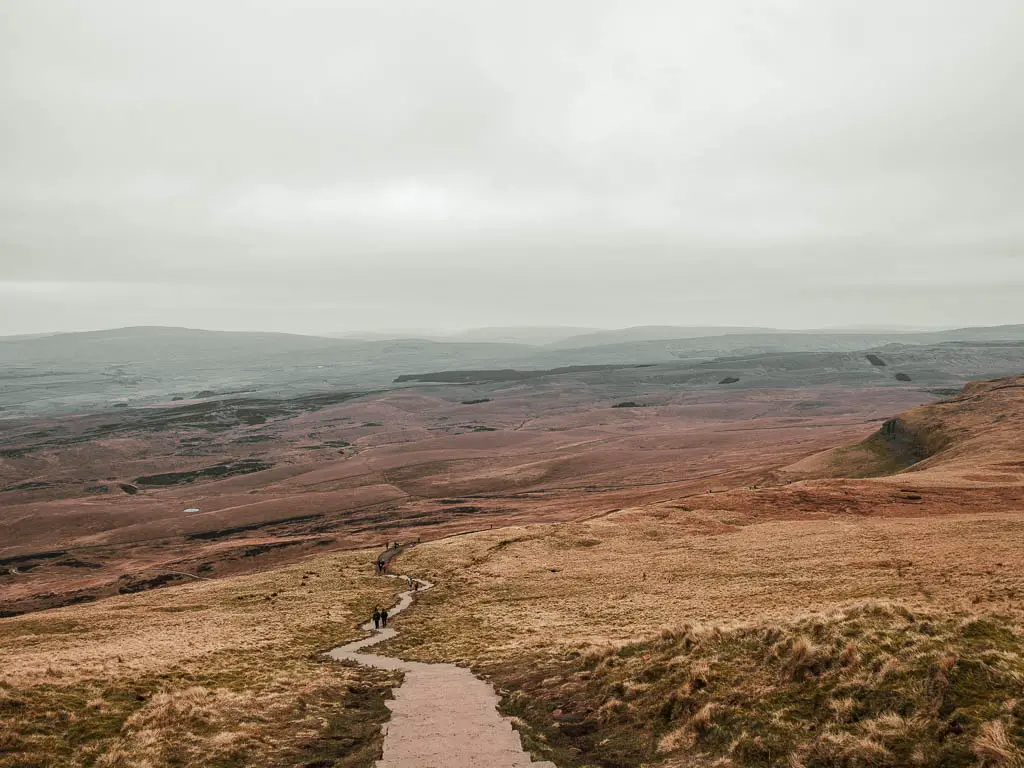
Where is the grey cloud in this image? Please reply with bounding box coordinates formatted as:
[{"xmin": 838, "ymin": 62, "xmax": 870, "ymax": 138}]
[{"xmin": 2, "ymin": 0, "xmax": 1023, "ymax": 334}]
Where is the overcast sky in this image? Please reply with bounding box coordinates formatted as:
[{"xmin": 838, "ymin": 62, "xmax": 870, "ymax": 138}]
[{"xmin": 2, "ymin": 1, "xmax": 1022, "ymax": 336}]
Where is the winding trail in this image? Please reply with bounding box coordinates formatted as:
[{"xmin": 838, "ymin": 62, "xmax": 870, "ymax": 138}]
[{"xmin": 329, "ymin": 576, "xmax": 555, "ymax": 768}]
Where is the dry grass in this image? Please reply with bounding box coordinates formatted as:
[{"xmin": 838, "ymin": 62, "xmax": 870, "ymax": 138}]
[
  {"xmin": 490, "ymin": 603, "xmax": 1024, "ymax": 767},
  {"xmin": 0, "ymin": 550, "xmax": 403, "ymax": 767},
  {"xmin": 376, "ymin": 503, "xmax": 1024, "ymax": 766},
  {"xmin": 3, "ymin": 377, "xmax": 1022, "ymax": 766},
  {"xmin": 384, "ymin": 510, "xmax": 1024, "ymax": 666},
  {"xmin": 974, "ymin": 719, "xmax": 1024, "ymax": 767}
]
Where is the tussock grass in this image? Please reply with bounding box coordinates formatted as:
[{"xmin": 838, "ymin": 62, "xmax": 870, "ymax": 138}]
[
  {"xmin": 377, "ymin": 505, "xmax": 1023, "ymax": 765},
  {"xmin": 491, "ymin": 603, "xmax": 1024, "ymax": 767},
  {"xmin": 974, "ymin": 719, "xmax": 1024, "ymax": 767},
  {"xmin": 385, "ymin": 511, "xmax": 1024, "ymax": 668},
  {"xmin": 0, "ymin": 551, "xmax": 402, "ymax": 767}
]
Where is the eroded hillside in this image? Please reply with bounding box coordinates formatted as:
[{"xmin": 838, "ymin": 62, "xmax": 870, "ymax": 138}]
[{"xmin": 782, "ymin": 374, "xmax": 1024, "ymax": 484}]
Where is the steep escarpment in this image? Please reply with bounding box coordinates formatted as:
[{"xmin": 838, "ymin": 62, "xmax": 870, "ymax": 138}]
[{"xmin": 783, "ymin": 374, "xmax": 1024, "ymax": 482}]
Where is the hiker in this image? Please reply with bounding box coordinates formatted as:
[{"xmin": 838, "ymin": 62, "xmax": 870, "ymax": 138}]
[
  {"xmin": 380, "ymin": 607, "xmax": 389, "ymax": 628},
  {"xmin": 407, "ymin": 576, "xmax": 413, "ymax": 588},
  {"xmin": 414, "ymin": 580, "xmax": 419, "ymax": 592},
  {"xmin": 372, "ymin": 607, "xmax": 381, "ymax": 630}
]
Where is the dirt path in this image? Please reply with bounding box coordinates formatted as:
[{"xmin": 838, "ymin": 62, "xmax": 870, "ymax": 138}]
[{"xmin": 329, "ymin": 576, "xmax": 555, "ymax": 768}]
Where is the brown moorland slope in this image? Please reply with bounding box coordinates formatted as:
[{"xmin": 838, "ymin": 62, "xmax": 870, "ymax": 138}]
[
  {"xmin": 0, "ymin": 375, "xmax": 1022, "ymax": 768},
  {"xmin": 1, "ymin": 383, "xmax": 930, "ymax": 616},
  {"xmin": 381, "ymin": 375, "xmax": 1024, "ymax": 767},
  {"xmin": 0, "ymin": 549, "xmax": 405, "ymax": 768},
  {"xmin": 781, "ymin": 373, "xmax": 1024, "ymax": 484}
]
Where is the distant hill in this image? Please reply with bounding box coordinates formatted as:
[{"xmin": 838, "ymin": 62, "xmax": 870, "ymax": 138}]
[
  {"xmin": 546, "ymin": 325, "xmax": 779, "ymax": 349},
  {"xmin": 328, "ymin": 326, "xmax": 600, "ymax": 345},
  {"xmin": 0, "ymin": 326, "xmax": 345, "ymax": 362},
  {"xmin": 907, "ymin": 324, "xmax": 1024, "ymax": 343},
  {"xmin": 3, "ymin": 324, "xmax": 1023, "ymax": 419},
  {"xmin": 0, "ymin": 326, "xmax": 537, "ymax": 418},
  {"xmin": 444, "ymin": 326, "xmax": 600, "ymax": 345},
  {"xmin": 548, "ymin": 324, "xmax": 1024, "ymax": 350}
]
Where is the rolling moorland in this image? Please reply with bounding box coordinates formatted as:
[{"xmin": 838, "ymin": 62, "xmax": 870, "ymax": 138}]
[
  {"xmin": 5, "ymin": 326, "xmax": 1024, "ymax": 616},
  {"xmin": 1, "ymin": 326, "xmax": 1023, "ymax": 766},
  {"xmin": 385, "ymin": 375, "xmax": 1024, "ymax": 765}
]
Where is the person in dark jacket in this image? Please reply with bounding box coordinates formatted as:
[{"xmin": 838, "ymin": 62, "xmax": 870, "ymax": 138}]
[
  {"xmin": 380, "ymin": 607, "xmax": 389, "ymax": 628},
  {"xmin": 372, "ymin": 607, "xmax": 381, "ymax": 630}
]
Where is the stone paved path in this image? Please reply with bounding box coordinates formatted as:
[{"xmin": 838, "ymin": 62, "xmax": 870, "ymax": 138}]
[{"xmin": 329, "ymin": 576, "xmax": 556, "ymax": 768}]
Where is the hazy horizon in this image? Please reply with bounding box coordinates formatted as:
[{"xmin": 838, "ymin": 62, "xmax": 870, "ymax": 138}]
[
  {"xmin": 0, "ymin": 319, "xmax": 997, "ymax": 343},
  {"xmin": 4, "ymin": 1, "xmax": 1024, "ymax": 336}
]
